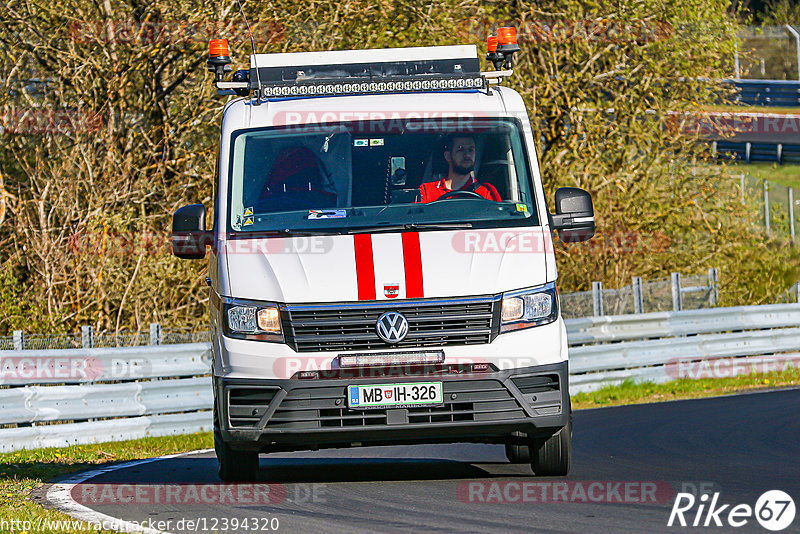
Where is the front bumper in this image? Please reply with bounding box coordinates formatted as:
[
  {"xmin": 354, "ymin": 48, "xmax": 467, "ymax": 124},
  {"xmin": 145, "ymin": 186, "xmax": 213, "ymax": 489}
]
[{"xmin": 215, "ymin": 361, "xmax": 569, "ymax": 452}]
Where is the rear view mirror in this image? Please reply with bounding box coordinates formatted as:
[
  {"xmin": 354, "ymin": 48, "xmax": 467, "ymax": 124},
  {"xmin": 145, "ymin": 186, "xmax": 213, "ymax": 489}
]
[
  {"xmin": 172, "ymin": 204, "xmax": 211, "ymax": 259},
  {"xmin": 551, "ymin": 187, "xmax": 595, "ymax": 243},
  {"xmin": 390, "ymin": 157, "xmax": 407, "ymax": 186}
]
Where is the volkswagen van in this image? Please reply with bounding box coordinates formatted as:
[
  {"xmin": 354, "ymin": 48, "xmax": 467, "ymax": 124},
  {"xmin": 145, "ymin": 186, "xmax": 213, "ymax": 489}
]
[{"xmin": 172, "ymin": 31, "xmax": 595, "ymax": 481}]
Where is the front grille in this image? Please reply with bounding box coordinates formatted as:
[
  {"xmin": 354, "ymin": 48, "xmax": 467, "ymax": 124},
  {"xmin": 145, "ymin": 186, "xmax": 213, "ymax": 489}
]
[
  {"xmin": 227, "ymin": 387, "xmax": 279, "ymax": 428},
  {"xmin": 284, "ymin": 297, "xmax": 499, "ymax": 352},
  {"xmin": 263, "ymin": 380, "xmax": 525, "ymax": 430}
]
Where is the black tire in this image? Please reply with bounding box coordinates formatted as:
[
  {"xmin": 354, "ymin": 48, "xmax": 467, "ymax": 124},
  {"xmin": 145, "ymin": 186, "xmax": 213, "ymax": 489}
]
[
  {"xmin": 214, "ymin": 406, "xmax": 259, "ymax": 482},
  {"xmin": 504, "ymin": 432, "xmax": 532, "ymax": 464},
  {"xmin": 531, "ymin": 418, "xmax": 572, "ymax": 476}
]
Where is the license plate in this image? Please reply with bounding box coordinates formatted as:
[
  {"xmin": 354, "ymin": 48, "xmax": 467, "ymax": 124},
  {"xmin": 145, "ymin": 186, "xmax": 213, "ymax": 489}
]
[{"xmin": 347, "ymin": 382, "xmax": 443, "ymax": 409}]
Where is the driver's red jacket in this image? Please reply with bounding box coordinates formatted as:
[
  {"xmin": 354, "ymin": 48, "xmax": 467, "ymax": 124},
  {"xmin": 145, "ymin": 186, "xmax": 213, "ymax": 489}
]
[{"xmin": 418, "ymin": 176, "xmax": 501, "ymax": 203}]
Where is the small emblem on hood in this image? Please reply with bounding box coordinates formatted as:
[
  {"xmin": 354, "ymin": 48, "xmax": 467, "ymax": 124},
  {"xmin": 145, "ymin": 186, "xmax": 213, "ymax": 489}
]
[{"xmin": 384, "ymin": 283, "xmax": 400, "ymax": 298}]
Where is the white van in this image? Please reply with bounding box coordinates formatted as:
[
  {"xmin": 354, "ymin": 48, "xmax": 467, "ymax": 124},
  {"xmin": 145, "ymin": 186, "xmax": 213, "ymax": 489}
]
[{"xmin": 173, "ymin": 31, "xmax": 594, "ymax": 481}]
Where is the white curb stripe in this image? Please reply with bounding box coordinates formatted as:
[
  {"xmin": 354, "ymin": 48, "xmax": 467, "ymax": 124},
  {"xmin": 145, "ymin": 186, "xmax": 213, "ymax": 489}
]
[{"xmin": 45, "ymin": 448, "xmax": 214, "ymax": 534}]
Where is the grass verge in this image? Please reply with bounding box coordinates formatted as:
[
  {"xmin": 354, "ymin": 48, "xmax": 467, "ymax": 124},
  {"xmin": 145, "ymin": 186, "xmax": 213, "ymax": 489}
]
[
  {"xmin": 727, "ymin": 162, "xmax": 800, "ymax": 189},
  {"xmin": 1, "ymin": 432, "xmax": 212, "ymax": 533},
  {"xmin": 572, "ymin": 367, "xmax": 800, "ymax": 409}
]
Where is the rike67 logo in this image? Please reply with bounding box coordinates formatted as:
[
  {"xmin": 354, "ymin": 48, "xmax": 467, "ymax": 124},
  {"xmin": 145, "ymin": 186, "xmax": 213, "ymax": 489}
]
[{"xmin": 668, "ymin": 490, "xmax": 795, "ymax": 531}]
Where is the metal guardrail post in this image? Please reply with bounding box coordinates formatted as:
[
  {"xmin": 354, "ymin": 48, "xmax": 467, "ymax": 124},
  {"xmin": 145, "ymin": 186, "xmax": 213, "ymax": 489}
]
[
  {"xmin": 592, "ymin": 281, "xmax": 604, "ymax": 317},
  {"xmin": 671, "ymin": 272, "xmax": 682, "ymax": 311},
  {"xmin": 81, "ymin": 326, "xmax": 94, "ymax": 349},
  {"xmin": 746, "ymin": 142, "xmax": 751, "ymax": 163},
  {"xmin": 786, "ymin": 25, "xmax": 800, "ymax": 82},
  {"xmin": 632, "ymin": 277, "xmax": 644, "ymax": 314},
  {"xmin": 741, "ymin": 173, "xmax": 745, "ymax": 204},
  {"xmin": 13, "ymin": 330, "xmax": 24, "ymax": 351},
  {"xmin": 150, "ymin": 323, "xmax": 162, "ymax": 346},
  {"xmin": 796, "ymin": 282, "xmax": 800, "ymax": 304},
  {"xmin": 709, "ymin": 268, "xmax": 719, "ymax": 307},
  {"xmin": 790, "ymin": 187, "xmax": 795, "ymax": 241},
  {"xmin": 764, "ymin": 180, "xmax": 770, "ymax": 236}
]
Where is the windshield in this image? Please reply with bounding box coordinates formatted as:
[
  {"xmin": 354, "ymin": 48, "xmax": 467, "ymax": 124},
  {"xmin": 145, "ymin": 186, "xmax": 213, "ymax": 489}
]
[{"xmin": 227, "ymin": 118, "xmax": 539, "ymax": 234}]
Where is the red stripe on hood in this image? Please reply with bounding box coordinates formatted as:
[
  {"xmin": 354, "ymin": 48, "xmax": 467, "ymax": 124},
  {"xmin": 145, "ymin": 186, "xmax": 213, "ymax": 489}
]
[
  {"xmin": 353, "ymin": 234, "xmax": 376, "ymax": 300},
  {"xmin": 402, "ymin": 232, "xmax": 424, "ymax": 298}
]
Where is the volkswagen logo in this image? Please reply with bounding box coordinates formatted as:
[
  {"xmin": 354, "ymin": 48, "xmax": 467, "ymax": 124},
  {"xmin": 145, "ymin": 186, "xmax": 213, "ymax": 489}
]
[{"xmin": 376, "ymin": 311, "xmax": 409, "ymax": 344}]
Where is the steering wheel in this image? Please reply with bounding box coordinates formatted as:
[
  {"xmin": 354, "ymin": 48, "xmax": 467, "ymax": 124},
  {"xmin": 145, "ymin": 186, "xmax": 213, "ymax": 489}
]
[{"xmin": 432, "ymin": 190, "xmax": 486, "ymax": 201}]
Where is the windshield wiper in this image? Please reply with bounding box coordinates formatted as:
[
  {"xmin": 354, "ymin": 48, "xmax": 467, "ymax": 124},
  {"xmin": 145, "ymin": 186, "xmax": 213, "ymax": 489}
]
[
  {"xmin": 405, "ymin": 222, "xmax": 473, "ymax": 230},
  {"xmin": 235, "ymin": 228, "xmax": 345, "ymax": 237},
  {"xmin": 347, "ymin": 222, "xmax": 473, "ymax": 234}
]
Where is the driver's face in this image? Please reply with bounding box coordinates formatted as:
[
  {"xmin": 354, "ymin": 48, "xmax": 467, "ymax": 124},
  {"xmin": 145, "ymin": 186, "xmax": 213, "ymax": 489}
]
[{"xmin": 447, "ymin": 137, "xmax": 476, "ymax": 174}]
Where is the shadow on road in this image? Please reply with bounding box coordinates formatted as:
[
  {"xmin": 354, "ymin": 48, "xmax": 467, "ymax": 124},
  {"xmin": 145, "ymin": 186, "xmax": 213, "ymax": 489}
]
[{"xmin": 80, "ymin": 455, "xmax": 532, "ymax": 485}]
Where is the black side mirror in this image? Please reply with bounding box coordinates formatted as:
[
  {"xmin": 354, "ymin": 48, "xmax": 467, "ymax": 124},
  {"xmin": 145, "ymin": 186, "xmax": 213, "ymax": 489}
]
[
  {"xmin": 551, "ymin": 187, "xmax": 595, "ymax": 243},
  {"xmin": 172, "ymin": 204, "xmax": 211, "ymax": 259}
]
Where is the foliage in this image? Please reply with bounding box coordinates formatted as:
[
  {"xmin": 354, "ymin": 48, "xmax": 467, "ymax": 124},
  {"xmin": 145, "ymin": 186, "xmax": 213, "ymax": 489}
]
[
  {"xmin": 755, "ymin": 0, "xmax": 800, "ymax": 25},
  {"xmin": 0, "ymin": 0, "xmax": 795, "ymax": 334}
]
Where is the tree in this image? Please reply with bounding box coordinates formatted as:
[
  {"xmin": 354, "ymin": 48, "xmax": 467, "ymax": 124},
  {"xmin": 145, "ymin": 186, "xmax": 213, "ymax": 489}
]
[{"xmin": 0, "ymin": 0, "xmax": 794, "ymax": 335}]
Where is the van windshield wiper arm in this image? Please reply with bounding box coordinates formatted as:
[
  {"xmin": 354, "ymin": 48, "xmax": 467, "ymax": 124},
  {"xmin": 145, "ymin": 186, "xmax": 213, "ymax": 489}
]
[
  {"xmin": 235, "ymin": 228, "xmax": 345, "ymax": 237},
  {"xmin": 347, "ymin": 222, "xmax": 473, "ymax": 234},
  {"xmin": 405, "ymin": 222, "xmax": 473, "ymax": 230}
]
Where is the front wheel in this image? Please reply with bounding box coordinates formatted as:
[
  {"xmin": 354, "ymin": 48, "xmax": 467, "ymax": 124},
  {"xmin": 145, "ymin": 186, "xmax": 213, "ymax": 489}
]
[
  {"xmin": 530, "ymin": 418, "xmax": 571, "ymax": 476},
  {"xmin": 214, "ymin": 406, "xmax": 259, "ymax": 482},
  {"xmin": 504, "ymin": 432, "xmax": 532, "ymax": 464}
]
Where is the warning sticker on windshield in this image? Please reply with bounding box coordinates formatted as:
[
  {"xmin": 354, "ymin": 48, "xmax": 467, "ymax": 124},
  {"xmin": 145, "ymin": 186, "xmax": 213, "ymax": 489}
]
[
  {"xmin": 308, "ymin": 209, "xmax": 347, "ymax": 220},
  {"xmin": 354, "ymin": 139, "xmax": 368, "ymax": 147},
  {"xmin": 243, "ymin": 207, "xmax": 254, "ymax": 216}
]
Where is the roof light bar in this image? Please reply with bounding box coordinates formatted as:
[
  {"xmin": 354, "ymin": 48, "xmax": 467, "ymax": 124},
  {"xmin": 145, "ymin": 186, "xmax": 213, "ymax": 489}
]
[
  {"xmin": 208, "ymin": 41, "xmax": 517, "ymax": 97},
  {"xmin": 259, "ymin": 74, "xmax": 486, "ymax": 98}
]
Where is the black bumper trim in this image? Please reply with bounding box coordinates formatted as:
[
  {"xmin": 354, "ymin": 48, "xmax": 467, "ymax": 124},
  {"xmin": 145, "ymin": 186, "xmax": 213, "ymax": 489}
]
[{"xmin": 215, "ymin": 361, "xmax": 569, "ymax": 451}]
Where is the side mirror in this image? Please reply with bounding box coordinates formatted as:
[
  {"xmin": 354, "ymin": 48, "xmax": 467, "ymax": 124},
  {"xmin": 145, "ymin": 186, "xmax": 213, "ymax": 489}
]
[
  {"xmin": 172, "ymin": 204, "xmax": 211, "ymax": 259},
  {"xmin": 550, "ymin": 187, "xmax": 595, "ymax": 243}
]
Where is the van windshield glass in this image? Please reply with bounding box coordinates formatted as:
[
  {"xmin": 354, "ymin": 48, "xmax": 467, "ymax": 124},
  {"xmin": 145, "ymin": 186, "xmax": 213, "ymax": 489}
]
[{"xmin": 227, "ymin": 118, "xmax": 538, "ymax": 234}]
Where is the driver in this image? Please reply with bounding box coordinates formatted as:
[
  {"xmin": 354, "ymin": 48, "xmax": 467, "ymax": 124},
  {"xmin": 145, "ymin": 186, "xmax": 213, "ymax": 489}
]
[{"xmin": 418, "ymin": 134, "xmax": 501, "ymax": 203}]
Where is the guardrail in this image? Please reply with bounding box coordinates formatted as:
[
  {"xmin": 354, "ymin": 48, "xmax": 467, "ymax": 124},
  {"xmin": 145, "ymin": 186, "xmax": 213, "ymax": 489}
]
[
  {"xmin": 567, "ymin": 303, "xmax": 800, "ymax": 393},
  {"xmin": 1, "ymin": 304, "xmax": 798, "ymax": 452},
  {"xmin": 727, "ymin": 79, "xmax": 800, "ymax": 107},
  {"xmin": 0, "ymin": 344, "xmax": 213, "ymax": 452}
]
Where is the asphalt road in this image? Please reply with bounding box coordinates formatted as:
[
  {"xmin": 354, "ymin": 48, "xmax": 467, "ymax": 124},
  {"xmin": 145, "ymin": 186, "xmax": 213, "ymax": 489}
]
[{"xmin": 43, "ymin": 388, "xmax": 800, "ymax": 533}]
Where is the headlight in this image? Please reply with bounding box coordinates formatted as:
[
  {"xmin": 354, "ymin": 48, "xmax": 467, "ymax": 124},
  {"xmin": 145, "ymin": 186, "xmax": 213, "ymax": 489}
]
[
  {"xmin": 500, "ymin": 283, "xmax": 558, "ymax": 333},
  {"xmin": 222, "ymin": 298, "xmax": 283, "ymax": 342}
]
